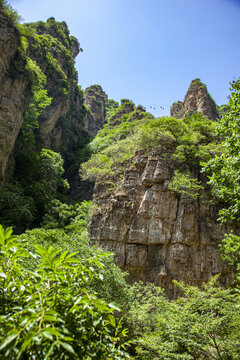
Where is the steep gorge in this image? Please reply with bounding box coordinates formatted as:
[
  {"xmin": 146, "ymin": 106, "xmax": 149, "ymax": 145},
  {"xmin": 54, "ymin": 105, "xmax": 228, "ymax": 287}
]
[{"xmin": 0, "ymin": 4, "xmax": 233, "ymax": 296}]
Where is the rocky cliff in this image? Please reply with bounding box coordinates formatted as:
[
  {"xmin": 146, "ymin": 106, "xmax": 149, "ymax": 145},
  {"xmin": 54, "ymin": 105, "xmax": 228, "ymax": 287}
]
[
  {"xmin": 23, "ymin": 17, "xmax": 89, "ymax": 152},
  {"xmin": 84, "ymin": 85, "xmax": 108, "ymax": 137},
  {"xmin": 0, "ymin": 7, "xmax": 29, "ymax": 185},
  {"xmin": 89, "ymin": 148, "xmax": 232, "ymax": 297},
  {"xmin": 0, "ymin": 12, "xmax": 108, "ymax": 188},
  {"xmin": 170, "ymin": 78, "xmax": 219, "ymax": 121}
]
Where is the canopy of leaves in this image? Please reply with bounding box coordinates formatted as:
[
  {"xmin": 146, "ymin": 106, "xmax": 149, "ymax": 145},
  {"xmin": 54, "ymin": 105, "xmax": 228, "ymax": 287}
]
[
  {"xmin": 135, "ymin": 277, "xmax": 240, "ymax": 360},
  {"xmin": 0, "ymin": 149, "xmax": 69, "ymax": 233}
]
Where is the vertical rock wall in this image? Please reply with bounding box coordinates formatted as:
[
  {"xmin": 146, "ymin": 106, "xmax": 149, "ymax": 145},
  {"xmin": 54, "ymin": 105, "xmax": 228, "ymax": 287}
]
[
  {"xmin": 89, "ymin": 148, "xmax": 233, "ymax": 297},
  {"xmin": 0, "ymin": 8, "xmax": 29, "ymax": 184},
  {"xmin": 83, "ymin": 85, "xmax": 108, "ymax": 137}
]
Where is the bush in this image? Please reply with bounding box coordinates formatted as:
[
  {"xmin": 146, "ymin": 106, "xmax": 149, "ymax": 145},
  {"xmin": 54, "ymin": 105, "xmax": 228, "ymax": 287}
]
[
  {"xmin": 0, "ymin": 225, "xmax": 129, "ymax": 359},
  {"xmin": 168, "ymin": 170, "xmax": 203, "ymax": 199}
]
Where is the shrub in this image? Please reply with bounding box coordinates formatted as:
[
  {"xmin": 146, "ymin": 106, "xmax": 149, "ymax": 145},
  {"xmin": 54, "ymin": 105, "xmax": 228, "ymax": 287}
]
[{"xmin": 168, "ymin": 170, "xmax": 203, "ymax": 199}]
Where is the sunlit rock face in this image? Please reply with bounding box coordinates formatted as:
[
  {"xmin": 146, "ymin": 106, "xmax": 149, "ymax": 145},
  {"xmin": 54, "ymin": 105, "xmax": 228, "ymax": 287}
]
[
  {"xmin": 170, "ymin": 79, "xmax": 219, "ymax": 121},
  {"xmin": 89, "ymin": 148, "xmax": 233, "ymax": 298},
  {"xmin": 83, "ymin": 85, "xmax": 108, "ymax": 137},
  {"xmin": 0, "ymin": 9, "xmax": 29, "ymax": 185}
]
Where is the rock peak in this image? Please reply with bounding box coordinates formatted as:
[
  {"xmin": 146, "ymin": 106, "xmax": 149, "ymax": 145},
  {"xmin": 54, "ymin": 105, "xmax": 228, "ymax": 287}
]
[{"xmin": 171, "ymin": 78, "xmax": 219, "ymax": 121}]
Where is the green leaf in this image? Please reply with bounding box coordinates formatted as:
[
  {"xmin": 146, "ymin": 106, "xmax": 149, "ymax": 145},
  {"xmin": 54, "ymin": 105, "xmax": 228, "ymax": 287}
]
[
  {"xmin": 59, "ymin": 341, "xmax": 75, "ymax": 354},
  {"xmin": 0, "ymin": 332, "xmax": 18, "ymax": 350},
  {"xmin": 108, "ymin": 302, "xmax": 120, "ymax": 312},
  {"xmin": 108, "ymin": 314, "xmax": 116, "ymax": 328}
]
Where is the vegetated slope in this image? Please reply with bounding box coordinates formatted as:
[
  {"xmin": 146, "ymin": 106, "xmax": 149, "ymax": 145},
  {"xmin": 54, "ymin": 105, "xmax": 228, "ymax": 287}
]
[{"xmin": 81, "ymin": 87, "xmax": 235, "ymax": 297}]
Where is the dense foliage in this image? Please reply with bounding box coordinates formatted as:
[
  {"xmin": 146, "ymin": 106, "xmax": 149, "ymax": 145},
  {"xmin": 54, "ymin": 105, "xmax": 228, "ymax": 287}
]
[
  {"xmin": 0, "ymin": 225, "xmax": 129, "ymax": 360},
  {"xmin": 204, "ymin": 79, "xmax": 240, "ymax": 222},
  {"xmin": 80, "ymin": 101, "xmax": 220, "ymax": 201},
  {"xmin": 0, "ymin": 149, "xmax": 69, "ymax": 233},
  {"xmin": 204, "ymin": 78, "xmax": 240, "ymax": 286},
  {"xmin": 135, "ymin": 278, "xmax": 240, "ymax": 360}
]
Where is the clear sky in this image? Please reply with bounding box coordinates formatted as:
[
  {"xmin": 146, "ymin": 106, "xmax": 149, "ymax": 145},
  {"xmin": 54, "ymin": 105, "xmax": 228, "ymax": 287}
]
[{"xmin": 9, "ymin": 0, "xmax": 240, "ymax": 117}]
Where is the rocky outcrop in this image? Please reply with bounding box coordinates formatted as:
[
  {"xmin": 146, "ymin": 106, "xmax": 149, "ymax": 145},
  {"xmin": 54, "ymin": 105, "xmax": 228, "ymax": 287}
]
[
  {"xmin": 83, "ymin": 85, "xmax": 108, "ymax": 137},
  {"xmin": 24, "ymin": 20, "xmax": 108, "ymax": 150},
  {"xmin": 89, "ymin": 148, "xmax": 232, "ymax": 297},
  {"xmin": 0, "ymin": 8, "xmax": 29, "ymax": 185},
  {"xmin": 23, "ymin": 18, "xmax": 85, "ymax": 151},
  {"xmin": 170, "ymin": 79, "xmax": 219, "ymax": 121},
  {"xmin": 0, "ymin": 13, "xmax": 108, "ymax": 196},
  {"xmin": 108, "ymin": 99, "xmax": 135, "ymax": 126}
]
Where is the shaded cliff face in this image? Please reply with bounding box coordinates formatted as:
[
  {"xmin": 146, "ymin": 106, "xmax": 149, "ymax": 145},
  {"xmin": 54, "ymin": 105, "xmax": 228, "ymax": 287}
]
[
  {"xmin": 0, "ymin": 14, "xmax": 109, "ymax": 189},
  {"xmin": 170, "ymin": 79, "xmax": 219, "ymax": 121},
  {"xmin": 0, "ymin": 8, "xmax": 29, "ymax": 184},
  {"xmin": 89, "ymin": 148, "xmax": 232, "ymax": 297}
]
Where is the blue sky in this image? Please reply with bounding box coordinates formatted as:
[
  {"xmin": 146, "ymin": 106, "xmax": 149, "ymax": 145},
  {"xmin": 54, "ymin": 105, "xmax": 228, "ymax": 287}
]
[{"xmin": 9, "ymin": 0, "xmax": 240, "ymax": 117}]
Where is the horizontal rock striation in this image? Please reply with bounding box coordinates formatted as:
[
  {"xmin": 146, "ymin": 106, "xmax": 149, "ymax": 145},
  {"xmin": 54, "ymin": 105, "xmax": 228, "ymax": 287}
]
[{"xmin": 89, "ymin": 148, "xmax": 232, "ymax": 297}]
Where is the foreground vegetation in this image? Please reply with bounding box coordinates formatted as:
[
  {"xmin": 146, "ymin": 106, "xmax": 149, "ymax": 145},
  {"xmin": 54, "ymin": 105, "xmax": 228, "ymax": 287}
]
[{"xmin": 1, "ymin": 198, "xmax": 240, "ymax": 359}]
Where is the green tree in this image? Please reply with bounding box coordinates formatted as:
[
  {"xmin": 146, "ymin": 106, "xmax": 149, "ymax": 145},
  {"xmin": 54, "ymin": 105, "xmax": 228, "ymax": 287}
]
[
  {"xmin": 204, "ymin": 78, "xmax": 240, "ymax": 222},
  {"xmin": 203, "ymin": 78, "xmax": 240, "ymax": 286},
  {"xmin": 136, "ymin": 277, "xmax": 240, "ymax": 360}
]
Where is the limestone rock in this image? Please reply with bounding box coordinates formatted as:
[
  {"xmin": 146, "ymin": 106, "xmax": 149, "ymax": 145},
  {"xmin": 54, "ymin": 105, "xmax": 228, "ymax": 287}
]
[
  {"xmin": 89, "ymin": 148, "xmax": 233, "ymax": 298},
  {"xmin": 170, "ymin": 79, "xmax": 219, "ymax": 121},
  {"xmin": 83, "ymin": 85, "xmax": 108, "ymax": 137},
  {"xmin": 24, "ymin": 18, "xmax": 84, "ymax": 151},
  {"xmin": 0, "ymin": 8, "xmax": 29, "ymax": 184}
]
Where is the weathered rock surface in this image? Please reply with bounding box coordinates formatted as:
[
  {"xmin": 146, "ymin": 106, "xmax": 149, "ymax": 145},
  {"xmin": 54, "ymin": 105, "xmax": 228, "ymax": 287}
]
[
  {"xmin": 25, "ymin": 20, "xmax": 107, "ymax": 150},
  {"xmin": 84, "ymin": 85, "xmax": 108, "ymax": 137},
  {"xmin": 170, "ymin": 79, "xmax": 219, "ymax": 121},
  {"xmin": 0, "ymin": 8, "xmax": 29, "ymax": 184},
  {"xmin": 24, "ymin": 18, "xmax": 84, "ymax": 151},
  {"xmin": 89, "ymin": 148, "xmax": 232, "ymax": 297},
  {"xmin": 0, "ymin": 14, "xmax": 108, "ymax": 196}
]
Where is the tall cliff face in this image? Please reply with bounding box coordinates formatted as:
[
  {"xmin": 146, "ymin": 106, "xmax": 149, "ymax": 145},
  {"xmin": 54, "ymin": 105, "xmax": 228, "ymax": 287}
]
[
  {"xmin": 23, "ymin": 18, "xmax": 86, "ymax": 151},
  {"xmin": 0, "ymin": 13, "xmax": 108, "ymax": 189},
  {"xmin": 0, "ymin": 8, "xmax": 29, "ymax": 184},
  {"xmin": 24, "ymin": 20, "xmax": 108, "ymax": 151},
  {"xmin": 89, "ymin": 148, "xmax": 232, "ymax": 297},
  {"xmin": 170, "ymin": 79, "xmax": 219, "ymax": 121}
]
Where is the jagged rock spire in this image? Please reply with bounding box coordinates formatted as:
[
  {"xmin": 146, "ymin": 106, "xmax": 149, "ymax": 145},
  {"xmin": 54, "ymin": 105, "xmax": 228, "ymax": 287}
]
[{"xmin": 171, "ymin": 78, "xmax": 219, "ymax": 121}]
